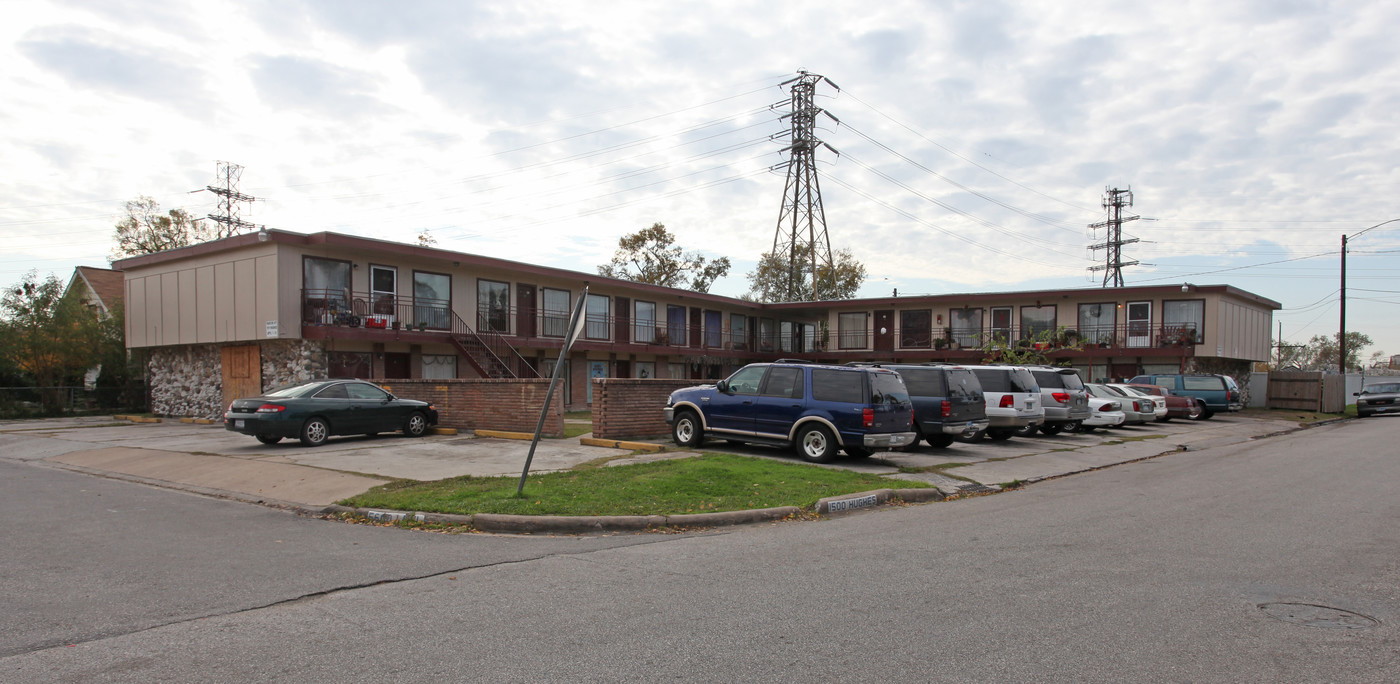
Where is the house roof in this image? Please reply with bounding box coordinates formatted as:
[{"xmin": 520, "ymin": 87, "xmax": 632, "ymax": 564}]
[
  {"xmin": 68, "ymin": 266, "xmax": 125, "ymax": 314},
  {"xmin": 110, "ymin": 229, "xmax": 1282, "ymax": 312}
]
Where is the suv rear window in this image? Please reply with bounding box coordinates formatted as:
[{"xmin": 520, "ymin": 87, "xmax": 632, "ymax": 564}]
[
  {"xmin": 871, "ymin": 373, "xmax": 910, "ymax": 404},
  {"xmin": 898, "ymin": 368, "xmax": 946, "ymax": 397},
  {"xmin": 972, "ymin": 368, "xmax": 1037, "ymax": 393},
  {"xmin": 811, "ymin": 369, "xmax": 865, "ymax": 403},
  {"xmin": 1030, "ymin": 369, "xmax": 1084, "ymax": 390},
  {"xmin": 1183, "ymin": 376, "xmax": 1225, "ymax": 390},
  {"xmin": 946, "ymin": 369, "xmax": 981, "ymax": 400}
]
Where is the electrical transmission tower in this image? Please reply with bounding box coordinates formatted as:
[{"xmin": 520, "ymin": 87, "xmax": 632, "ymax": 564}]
[
  {"xmin": 771, "ymin": 70, "xmax": 841, "ymax": 301},
  {"xmin": 207, "ymin": 161, "xmax": 262, "ymax": 238},
  {"xmin": 1087, "ymin": 186, "xmax": 1140, "ymax": 287}
]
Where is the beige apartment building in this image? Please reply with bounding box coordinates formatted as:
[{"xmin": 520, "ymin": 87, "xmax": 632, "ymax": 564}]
[{"xmin": 113, "ymin": 229, "xmax": 1280, "ymax": 417}]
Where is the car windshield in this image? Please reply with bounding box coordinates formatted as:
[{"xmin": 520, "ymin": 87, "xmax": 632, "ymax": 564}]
[{"xmin": 1363, "ymin": 383, "xmax": 1400, "ymax": 394}]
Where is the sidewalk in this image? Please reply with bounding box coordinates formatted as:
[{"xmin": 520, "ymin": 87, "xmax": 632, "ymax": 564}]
[{"xmin": 0, "ymin": 412, "xmax": 1325, "ymax": 530}]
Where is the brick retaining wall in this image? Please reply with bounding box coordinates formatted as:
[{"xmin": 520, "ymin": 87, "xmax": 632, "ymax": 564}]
[
  {"xmin": 591, "ymin": 378, "xmax": 708, "ymax": 439},
  {"xmin": 375, "ymin": 378, "xmax": 565, "ymax": 437}
]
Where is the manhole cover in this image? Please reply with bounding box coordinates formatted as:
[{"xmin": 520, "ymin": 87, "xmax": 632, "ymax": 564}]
[{"xmin": 1258, "ymin": 602, "xmax": 1379, "ymax": 630}]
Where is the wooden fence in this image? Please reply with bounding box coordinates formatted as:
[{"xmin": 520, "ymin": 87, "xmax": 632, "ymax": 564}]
[{"xmin": 1266, "ymin": 371, "xmax": 1345, "ymax": 412}]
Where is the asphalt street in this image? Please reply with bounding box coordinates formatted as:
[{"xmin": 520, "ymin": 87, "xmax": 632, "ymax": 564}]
[{"xmin": 3, "ymin": 415, "xmax": 1397, "ymax": 682}]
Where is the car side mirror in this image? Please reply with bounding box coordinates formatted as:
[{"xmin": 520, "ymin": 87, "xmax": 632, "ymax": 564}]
[
  {"xmin": 1353, "ymin": 392, "xmax": 1360, "ymax": 396},
  {"xmin": 716, "ymin": 380, "xmax": 730, "ymax": 393}
]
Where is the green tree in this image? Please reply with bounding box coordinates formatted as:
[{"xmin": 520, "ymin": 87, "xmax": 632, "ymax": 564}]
[
  {"xmin": 109, "ymin": 195, "xmax": 213, "ymax": 262},
  {"xmin": 598, "ymin": 223, "xmax": 731, "ymax": 293},
  {"xmin": 1302, "ymin": 331, "xmax": 1374, "ymax": 371},
  {"xmin": 744, "ymin": 244, "xmax": 867, "ymax": 303},
  {"xmin": 0, "ymin": 271, "xmax": 105, "ymax": 411}
]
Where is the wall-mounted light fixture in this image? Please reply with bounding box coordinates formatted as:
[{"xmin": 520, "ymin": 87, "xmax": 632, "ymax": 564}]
[{"xmin": 257, "ymin": 228, "xmax": 269, "ymax": 242}]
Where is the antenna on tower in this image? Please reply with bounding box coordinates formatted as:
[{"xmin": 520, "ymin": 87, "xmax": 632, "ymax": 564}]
[
  {"xmin": 771, "ymin": 70, "xmax": 841, "ymax": 301},
  {"xmin": 1087, "ymin": 186, "xmax": 1140, "ymax": 287},
  {"xmin": 207, "ymin": 161, "xmax": 262, "ymax": 238}
]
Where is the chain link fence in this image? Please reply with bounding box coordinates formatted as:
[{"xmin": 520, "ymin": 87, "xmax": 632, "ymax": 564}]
[{"xmin": 0, "ymin": 384, "xmax": 148, "ymax": 419}]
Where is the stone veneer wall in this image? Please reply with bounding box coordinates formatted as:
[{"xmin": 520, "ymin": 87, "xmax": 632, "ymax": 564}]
[
  {"xmin": 260, "ymin": 339, "xmax": 327, "ymax": 390},
  {"xmin": 148, "ymin": 344, "xmax": 223, "ymax": 418},
  {"xmin": 148, "ymin": 340, "xmax": 330, "ymax": 418}
]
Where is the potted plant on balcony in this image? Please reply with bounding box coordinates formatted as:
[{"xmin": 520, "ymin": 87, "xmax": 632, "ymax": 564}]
[{"xmin": 416, "ymin": 321, "xmax": 428, "ymax": 332}]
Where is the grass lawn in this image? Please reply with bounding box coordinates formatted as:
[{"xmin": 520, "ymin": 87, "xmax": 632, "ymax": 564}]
[{"xmin": 339, "ymin": 453, "xmax": 925, "ymax": 516}]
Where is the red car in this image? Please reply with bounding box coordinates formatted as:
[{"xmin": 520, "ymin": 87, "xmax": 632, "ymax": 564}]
[{"xmin": 1127, "ymin": 384, "xmax": 1203, "ymax": 421}]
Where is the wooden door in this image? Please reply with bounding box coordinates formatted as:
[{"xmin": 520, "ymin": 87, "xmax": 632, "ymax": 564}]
[
  {"xmin": 874, "ymin": 310, "xmax": 894, "ymax": 352},
  {"xmin": 614, "ymin": 296, "xmax": 630, "ymax": 344},
  {"xmin": 516, "ymin": 284, "xmax": 536, "ymax": 338},
  {"xmin": 221, "ymin": 345, "xmax": 262, "ymax": 409},
  {"xmin": 384, "ymin": 352, "xmax": 411, "ymax": 379}
]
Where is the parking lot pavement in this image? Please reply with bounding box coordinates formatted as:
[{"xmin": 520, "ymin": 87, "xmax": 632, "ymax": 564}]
[
  {"xmin": 0, "ymin": 418, "xmax": 638, "ymax": 507},
  {"xmin": 674, "ymin": 413, "xmax": 1308, "ymax": 489},
  {"xmin": 1, "ymin": 412, "xmax": 1311, "ymax": 509}
]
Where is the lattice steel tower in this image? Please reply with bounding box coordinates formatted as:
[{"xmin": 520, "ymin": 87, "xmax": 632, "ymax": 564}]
[
  {"xmin": 771, "ymin": 71, "xmax": 841, "ymax": 301},
  {"xmin": 207, "ymin": 161, "xmax": 262, "ymax": 238},
  {"xmin": 1087, "ymin": 186, "xmax": 1140, "ymax": 287}
]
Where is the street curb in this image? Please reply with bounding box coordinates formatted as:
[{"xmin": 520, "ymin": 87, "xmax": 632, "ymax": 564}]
[
  {"xmin": 578, "ymin": 437, "xmax": 668, "ymax": 452},
  {"xmin": 324, "ymin": 504, "xmax": 806, "ymax": 533}
]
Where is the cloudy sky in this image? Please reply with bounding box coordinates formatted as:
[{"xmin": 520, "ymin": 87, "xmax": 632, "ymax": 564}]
[{"xmin": 3, "ymin": 0, "xmax": 1398, "ymax": 360}]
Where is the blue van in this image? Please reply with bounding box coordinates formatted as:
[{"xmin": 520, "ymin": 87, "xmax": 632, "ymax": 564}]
[{"xmin": 1126, "ymin": 373, "xmax": 1242, "ymax": 419}]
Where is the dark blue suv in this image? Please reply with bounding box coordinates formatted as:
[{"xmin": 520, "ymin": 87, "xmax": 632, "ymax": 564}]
[{"xmin": 664, "ymin": 361, "xmax": 917, "ymax": 463}]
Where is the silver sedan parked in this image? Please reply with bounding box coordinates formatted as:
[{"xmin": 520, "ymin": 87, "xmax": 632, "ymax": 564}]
[{"xmin": 1087, "ymin": 383, "xmax": 1155, "ymax": 425}]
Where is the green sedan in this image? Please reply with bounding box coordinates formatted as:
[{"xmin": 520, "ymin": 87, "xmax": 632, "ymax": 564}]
[{"xmin": 224, "ymin": 379, "xmax": 438, "ymax": 446}]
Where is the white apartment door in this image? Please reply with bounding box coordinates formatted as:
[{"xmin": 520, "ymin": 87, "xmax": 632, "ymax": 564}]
[
  {"xmin": 1126, "ymin": 301, "xmax": 1152, "ymax": 348},
  {"xmin": 370, "ymin": 265, "xmax": 398, "ymax": 326}
]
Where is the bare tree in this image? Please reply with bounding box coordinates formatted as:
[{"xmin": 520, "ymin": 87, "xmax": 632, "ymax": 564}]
[{"xmin": 109, "ymin": 196, "xmax": 213, "ymax": 261}]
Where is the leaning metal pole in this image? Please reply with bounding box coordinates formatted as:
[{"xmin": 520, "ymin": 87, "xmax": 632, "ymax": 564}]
[{"xmin": 518, "ymin": 285, "xmax": 589, "ymax": 496}]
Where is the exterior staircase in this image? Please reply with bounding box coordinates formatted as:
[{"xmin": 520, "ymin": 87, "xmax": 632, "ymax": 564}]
[{"xmin": 448, "ymin": 310, "xmax": 541, "ymax": 379}]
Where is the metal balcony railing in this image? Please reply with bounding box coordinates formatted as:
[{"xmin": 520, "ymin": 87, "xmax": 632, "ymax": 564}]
[{"xmin": 302, "ymin": 292, "xmax": 1200, "ymax": 357}]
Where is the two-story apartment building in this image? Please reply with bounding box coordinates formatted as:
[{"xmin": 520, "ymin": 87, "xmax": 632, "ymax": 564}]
[{"xmin": 113, "ymin": 229, "xmax": 1279, "ymax": 417}]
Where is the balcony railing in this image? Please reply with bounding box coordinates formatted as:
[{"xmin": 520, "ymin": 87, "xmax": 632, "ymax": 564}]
[{"xmin": 301, "ymin": 292, "xmax": 1200, "ymax": 355}]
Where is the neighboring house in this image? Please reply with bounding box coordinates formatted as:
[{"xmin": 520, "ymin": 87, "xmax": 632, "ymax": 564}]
[
  {"xmin": 112, "ymin": 229, "xmax": 1280, "ymax": 417},
  {"xmin": 65, "ymin": 266, "xmax": 125, "ymax": 388}
]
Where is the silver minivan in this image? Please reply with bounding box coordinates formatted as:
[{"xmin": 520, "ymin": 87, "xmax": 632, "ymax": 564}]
[
  {"xmin": 962, "ymin": 365, "xmax": 1042, "ymax": 441},
  {"xmin": 1025, "ymin": 366, "xmax": 1092, "ymax": 435}
]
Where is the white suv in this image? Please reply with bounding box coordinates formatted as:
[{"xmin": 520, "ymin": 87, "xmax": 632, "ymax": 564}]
[{"xmin": 962, "ymin": 365, "xmax": 1043, "ymax": 441}]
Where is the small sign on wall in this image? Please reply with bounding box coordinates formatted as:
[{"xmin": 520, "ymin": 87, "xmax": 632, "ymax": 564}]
[{"xmin": 266, "ymin": 320, "xmax": 278, "ymax": 338}]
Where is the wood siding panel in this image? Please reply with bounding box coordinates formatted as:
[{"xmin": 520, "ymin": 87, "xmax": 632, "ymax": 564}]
[
  {"xmin": 178, "ymin": 269, "xmax": 197, "ymax": 342},
  {"xmin": 126, "ymin": 277, "xmax": 146, "ymax": 348},
  {"xmin": 144, "ymin": 276, "xmax": 162, "ymax": 346},
  {"xmin": 214, "ymin": 262, "xmax": 235, "ymax": 342},
  {"xmin": 196, "ymin": 265, "xmax": 216, "ymax": 343},
  {"xmin": 256, "ymin": 255, "xmax": 279, "ymax": 339},
  {"xmin": 234, "ymin": 259, "xmax": 257, "ymax": 340}
]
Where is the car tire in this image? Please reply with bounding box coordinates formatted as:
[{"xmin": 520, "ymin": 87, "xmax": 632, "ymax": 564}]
[
  {"xmin": 1040, "ymin": 423, "xmax": 1063, "ymax": 436},
  {"xmin": 671, "ymin": 410, "xmax": 704, "ymax": 447},
  {"xmin": 300, "ymin": 417, "xmax": 330, "ymax": 447},
  {"xmin": 1013, "ymin": 424, "xmax": 1037, "ymax": 437},
  {"xmin": 926, "ymin": 433, "xmax": 955, "ymax": 448},
  {"xmin": 1199, "ymin": 405, "xmax": 1214, "ymax": 420},
  {"xmin": 255, "ymin": 434, "xmax": 281, "ymax": 445},
  {"xmin": 1187, "ymin": 401, "xmax": 1209, "ymax": 420},
  {"xmin": 1357, "ymin": 410, "xmax": 1370, "ymax": 418},
  {"xmin": 987, "ymin": 428, "xmax": 1015, "ymax": 441},
  {"xmin": 1079, "ymin": 424, "xmax": 1097, "ymax": 433},
  {"xmin": 1156, "ymin": 416, "xmax": 1171, "ymax": 422},
  {"xmin": 1186, "ymin": 403, "xmax": 1203, "ymax": 420},
  {"xmin": 796, "ymin": 424, "xmax": 838, "ymax": 463},
  {"xmin": 403, "ymin": 411, "xmax": 428, "ymax": 437}
]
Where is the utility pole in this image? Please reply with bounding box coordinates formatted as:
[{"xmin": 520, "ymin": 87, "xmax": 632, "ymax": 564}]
[
  {"xmin": 207, "ymin": 161, "xmax": 262, "ymax": 238},
  {"xmin": 1087, "ymin": 187, "xmax": 1140, "ymax": 287},
  {"xmin": 771, "ymin": 70, "xmax": 840, "ymax": 301},
  {"xmin": 1340, "ymin": 233, "xmax": 1347, "ymax": 373}
]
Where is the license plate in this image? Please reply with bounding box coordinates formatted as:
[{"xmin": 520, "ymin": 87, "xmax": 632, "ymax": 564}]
[{"xmin": 235, "ymin": 419, "xmax": 244, "ymax": 429}]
